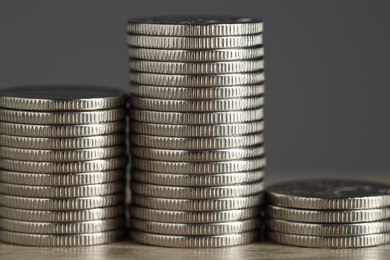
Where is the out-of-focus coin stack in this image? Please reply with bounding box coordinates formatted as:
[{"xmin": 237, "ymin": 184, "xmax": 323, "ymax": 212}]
[
  {"xmin": 266, "ymin": 180, "xmax": 390, "ymax": 248},
  {"xmin": 127, "ymin": 17, "xmax": 266, "ymax": 248},
  {"xmin": 0, "ymin": 86, "xmax": 127, "ymax": 246}
]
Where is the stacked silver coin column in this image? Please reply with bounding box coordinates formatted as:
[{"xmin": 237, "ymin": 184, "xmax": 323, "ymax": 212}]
[
  {"xmin": 0, "ymin": 86, "xmax": 127, "ymax": 246},
  {"xmin": 127, "ymin": 17, "xmax": 266, "ymax": 247},
  {"xmin": 266, "ymin": 180, "xmax": 390, "ymax": 248}
]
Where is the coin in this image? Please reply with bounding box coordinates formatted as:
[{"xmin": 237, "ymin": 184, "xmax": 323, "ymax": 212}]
[
  {"xmin": 131, "ymin": 146, "xmax": 264, "ymax": 162},
  {"xmin": 0, "ymin": 134, "xmax": 125, "ymax": 149},
  {"xmin": 0, "ymin": 170, "xmax": 125, "ymax": 186},
  {"xmin": 127, "ymin": 35, "xmax": 262, "ymax": 49},
  {"xmin": 132, "ymin": 193, "xmax": 263, "ymax": 211},
  {"xmin": 0, "ymin": 146, "xmax": 125, "ymax": 162},
  {"xmin": 267, "ymin": 231, "xmax": 390, "ymax": 248},
  {"xmin": 131, "ymin": 169, "xmax": 264, "ymax": 186},
  {"xmin": 128, "ymin": 47, "xmax": 264, "ymax": 62},
  {"xmin": 131, "ymin": 181, "xmax": 264, "ymax": 199},
  {"xmin": 129, "ymin": 230, "xmax": 258, "ymax": 248},
  {"xmin": 0, "ymin": 205, "xmax": 125, "ymax": 222},
  {"xmin": 0, "ymin": 157, "xmax": 128, "ymax": 173},
  {"xmin": 130, "ymin": 206, "xmax": 261, "ymax": 223},
  {"xmin": 129, "ymin": 96, "xmax": 264, "ymax": 111},
  {"xmin": 266, "ymin": 218, "xmax": 390, "ymax": 236},
  {"xmin": 127, "ymin": 16, "xmax": 263, "ymax": 36},
  {"xmin": 0, "ymin": 108, "xmax": 125, "ymax": 124},
  {"xmin": 129, "ymin": 72, "xmax": 264, "ymax": 86},
  {"xmin": 130, "ymin": 108, "xmax": 263, "ymax": 124},
  {"xmin": 130, "ymin": 134, "xmax": 263, "ymax": 150},
  {"xmin": 129, "ymin": 60, "xmax": 264, "ymax": 74},
  {"xmin": 132, "ymin": 157, "xmax": 265, "ymax": 174},
  {"xmin": 0, "ymin": 121, "xmax": 126, "ymax": 137},
  {"xmin": 266, "ymin": 205, "xmax": 390, "ymax": 223},
  {"xmin": 266, "ymin": 179, "xmax": 390, "ymax": 210},
  {"xmin": 0, "ymin": 193, "xmax": 124, "ymax": 210},
  {"xmin": 0, "ymin": 230, "xmax": 124, "ymax": 246},
  {"xmin": 0, "ymin": 182, "xmax": 125, "ymax": 198},
  {"xmin": 131, "ymin": 218, "xmax": 260, "ymax": 235},
  {"xmin": 0, "ymin": 86, "xmax": 126, "ymax": 111},
  {"xmin": 0, "ymin": 217, "xmax": 125, "ymax": 234},
  {"xmin": 130, "ymin": 121, "xmax": 264, "ymax": 137}
]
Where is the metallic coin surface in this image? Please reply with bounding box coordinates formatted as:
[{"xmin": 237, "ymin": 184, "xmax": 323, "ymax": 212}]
[
  {"xmin": 130, "ymin": 230, "xmax": 258, "ymax": 248},
  {"xmin": 0, "ymin": 86, "xmax": 126, "ymax": 111},
  {"xmin": 0, "ymin": 217, "xmax": 125, "ymax": 234},
  {"xmin": 0, "ymin": 146, "xmax": 125, "ymax": 162},
  {"xmin": 266, "ymin": 219, "xmax": 390, "ymax": 236},
  {"xmin": 0, "ymin": 108, "xmax": 125, "ymax": 124},
  {"xmin": 131, "ymin": 169, "xmax": 264, "ymax": 187},
  {"xmin": 266, "ymin": 205, "xmax": 390, "ymax": 223},
  {"xmin": 267, "ymin": 179, "xmax": 390, "ymax": 210},
  {"xmin": 267, "ymin": 231, "xmax": 390, "ymax": 248},
  {"xmin": 0, "ymin": 170, "xmax": 125, "ymax": 186},
  {"xmin": 132, "ymin": 193, "xmax": 263, "ymax": 211},
  {"xmin": 130, "ymin": 206, "xmax": 261, "ymax": 223},
  {"xmin": 0, "ymin": 230, "xmax": 124, "ymax": 247}
]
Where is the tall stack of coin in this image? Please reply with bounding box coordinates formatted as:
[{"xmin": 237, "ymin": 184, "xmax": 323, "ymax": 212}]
[
  {"xmin": 127, "ymin": 17, "xmax": 265, "ymax": 247},
  {"xmin": 0, "ymin": 86, "xmax": 127, "ymax": 246},
  {"xmin": 266, "ymin": 180, "xmax": 390, "ymax": 248}
]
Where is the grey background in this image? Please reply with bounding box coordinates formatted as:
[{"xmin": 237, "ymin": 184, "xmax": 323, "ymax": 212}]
[{"xmin": 0, "ymin": 0, "xmax": 389, "ymax": 179}]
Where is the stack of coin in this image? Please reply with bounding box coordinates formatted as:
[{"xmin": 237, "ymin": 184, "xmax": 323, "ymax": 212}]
[
  {"xmin": 127, "ymin": 16, "xmax": 265, "ymax": 247},
  {"xmin": 0, "ymin": 86, "xmax": 127, "ymax": 246},
  {"xmin": 266, "ymin": 180, "xmax": 390, "ymax": 248}
]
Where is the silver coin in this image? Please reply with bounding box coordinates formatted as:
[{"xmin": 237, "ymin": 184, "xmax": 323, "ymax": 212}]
[
  {"xmin": 131, "ymin": 146, "xmax": 264, "ymax": 162},
  {"xmin": 132, "ymin": 157, "xmax": 265, "ymax": 174},
  {"xmin": 0, "ymin": 230, "xmax": 124, "ymax": 247},
  {"xmin": 128, "ymin": 47, "xmax": 264, "ymax": 62},
  {"xmin": 131, "ymin": 218, "xmax": 260, "ymax": 236},
  {"xmin": 130, "ymin": 121, "xmax": 264, "ymax": 137},
  {"xmin": 0, "ymin": 170, "xmax": 125, "ymax": 186},
  {"xmin": 0, "ymin": 146, "xmax": 125, "ymax": 162},
  {"xmin": 266, "ymin": 205, "xmax": 390, "ymax": 223},
  {"xmin": 0, "ymin": 108, "xmax": 125, "ymax": 124},
  {"xmin": 131, "ymin": 169, "xmax": 264, "ymax": 187},
  {"xmin": 0, "ymin": 193, "xmax": 125, "ymax": 210},
  {"xmin": 0, "ymin": 86, "xmax": 126, "ymax": 111},
  {"xmin": 266, "ymin": 218, "xmax": 390, "ymax": 236},
  {"xmin": 0, "ymin": 134, "xmax": 125, "ymax": 149},
  {"xmin": 0, "ymin": 217, "xmax": 125, "ymax": 234},
  {"xmin": 0, "ymin": 121, "xmax": 126, "ymax": 137},
  {"xmin": 129, "ymin": 60, "xmax": 264, "ymax": 74},
  {"xmin": 129, "ymin": 96, "xmax": 264, "ymax": 111},
  {"xmin": 267, "ymin": 231, "xmax": 390, "ymax": 248},
  {"xmin": 0, "ymin": 182, "xmax": 125, "ymax": 198},
  {"xmin": 129, "ymin": 230, "xmax": 258, "ymax": 248},
  {"xmin": 129, "ymin": 84, "xmax": 265, "ymax": 100},
  {"xmin": 127, "ymin": 35, "xmax": 262, "ymax": 49},
  {"xmin": 129, "ymin": 72, "xmax": 264, "ymax": 87},
  {"xmin": 130, "ymin": 134, "xmax": 263, "ymax": 150},
  {"xmin": 0, "ymin": 205, "xmax": 125, "ymax": 222},
  {"xmin": 130, "ymin": 108, "xmax": 263, "ymax": 124},
  {"xmin": 127, "ymin": 16, "xmax": 263, "ymax": 36},
  {"xmin": 267, "ymin": 179, "xmax": 390, "ymax": 210},
  {"xmin": 132, "ymin": 193, "xmax": 263, "ymax": 211},
  {"xmin": 130, "ymin": 206, "xmax": 261, "ymax": 223},
  {"xmin": 0, "ymin": 157, "xmax": 128, "ymax": 173}
]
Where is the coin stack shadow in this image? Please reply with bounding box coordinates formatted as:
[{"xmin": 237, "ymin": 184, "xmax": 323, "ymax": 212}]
[
  {"xmin": 127, "ymin": 17, "xmax": 266, "ymax": 247},
  {"xmin": 0, "ymin": 86, "xmax": 127, "ymax": 246},
  {"xmin": 266, "ymin": 180, "xmax": 390, "ymax": 248}
]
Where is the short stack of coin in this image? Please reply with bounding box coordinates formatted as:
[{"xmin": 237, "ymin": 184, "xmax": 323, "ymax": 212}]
[
  {"xmin": 127, "ymin": 17, "xmax": 265, "ymax": 247},
  {"xmin": 0, "ymin": 86, "xmax": 127, "ymax": 246},
  {"xmin": 266, "ymin": 180, "xmax": 390, "ymax": 248}
]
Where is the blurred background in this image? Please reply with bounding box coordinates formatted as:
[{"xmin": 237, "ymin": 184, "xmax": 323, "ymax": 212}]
[{"xmin": 0, "ymin": 0, "xmax": 388, "ymax": 182}]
